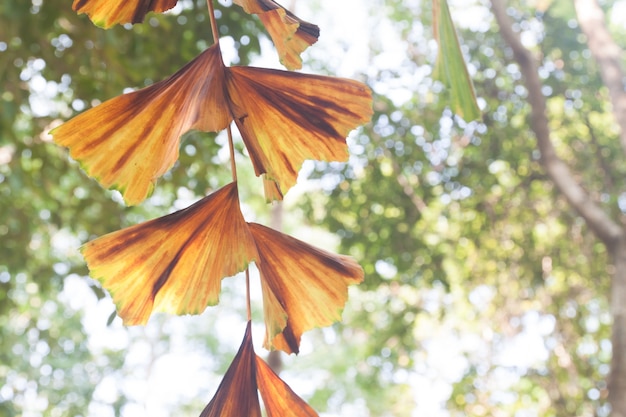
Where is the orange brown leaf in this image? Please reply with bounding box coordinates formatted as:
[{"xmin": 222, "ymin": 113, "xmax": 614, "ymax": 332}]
[
  {"xmin": 72, "ymin": 0, "xmax": 178, "ymax": 28},
  {"xmin": 226, "ymin": 67, "xmax": 373, "ymax": 201},
  {"xmin": 234, "ymin": 0, "xmax": 319, "ymax": 70},
  {"xmin": 51, "ymin": 45, "xmax": 229, "ymax": 206},
  {"xmin": 199, "ymin": 322, "xmax": 262, "ymax": 417},
  {"xmin": 53, "ymin": 43, "xmax": 372, "ymax": 205},
  {"xmin": 200, "ymin": 321, "xmax": 318, "ymax": 417},
  {"xmin": 255, "ymin": 355, "xmax": 318, "ymax": 417},
  {"xmin": 82, "ymin": 182, "xmax": 258, "ymax": 325},
  {"xmin": 249, "ymin": 223, "xmax": 364, "ymax": 354}
]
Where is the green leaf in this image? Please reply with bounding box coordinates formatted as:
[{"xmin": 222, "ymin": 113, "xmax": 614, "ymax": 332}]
[{"xmin": 433, "ymin": 0, "xmax": 481, "ymax": 121}]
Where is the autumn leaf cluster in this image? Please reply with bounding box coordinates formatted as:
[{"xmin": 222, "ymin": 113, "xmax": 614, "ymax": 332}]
[{"xmin": 52, "ymin": 0, "xmax": 373, "ymax": 414}]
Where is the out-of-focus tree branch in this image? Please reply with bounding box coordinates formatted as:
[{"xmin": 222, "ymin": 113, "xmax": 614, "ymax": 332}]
[{"xmin": 490, "ymin": 0, "xmax": 622, "ymax": 247}]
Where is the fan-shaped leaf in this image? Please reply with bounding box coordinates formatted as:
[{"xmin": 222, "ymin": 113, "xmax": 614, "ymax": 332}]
[
  {"xmin": 199, "ymin": 322, "xmax": 262, "ymax": 417},
  {"xmin": 52, "ymin": 43, "xmax": 372, "ymax": 205},
  {"xmin": 234, "ymin": 0, "xmax": 319, "ymax": 69},
  {"xmin": 255, "ymin": 355, "xmax": 318, "ymax": 417},
  {"xmin": 51, "ymin": 45, "xmax": 229, "ymax": 206},
  {"xmin": 72, "ymin": 0, "xmax": 178, "ymax": 28},
  {"xmin": 199, "ymin": 321, "xmax": 319, "ymax": 416},
  {"xmin": 249, "ymin": 223, "xmax": 364, "ymax": 354},
  {"xmin": 82, "ymin": 183, "xmax": 257, "ymax": 325},
  {"xmin": 227, "ymin": 67, "xmax": 373, "ymax": 201}
]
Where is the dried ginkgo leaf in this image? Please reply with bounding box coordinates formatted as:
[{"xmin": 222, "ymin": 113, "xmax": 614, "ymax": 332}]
[
  {"xmin": 227, "ymin": 66, "xmax": 373, "ymax": 201},
  {"xmin": 234, "ymin": 0, "xmax": 319, "ymax": 70},
  {"xmin": 53, "ymin": 43, "xmax": 372, "ymax": 205},
  {"xmin": 82, "ymin": 182, "xmax": 258, "ymax": 325},
  {"xmin": 72, "ymin": 0, "xmax": 178, "ymax": 28},
  {"xmin": 199, "ymin": 321, "xmax": 319, "ymax": 417},
  {"xmin": 249, "ymin": 223, "xmax": 364, "ymax": 354},
  {"xmin": 200, "ymin": 322, "xmax": 262, "ymax": 417},
  {"xmin": 51, "ymin": 45, "xmax": 230, "ymax": 206},
  {"xmin": 255, "ymin": 355, "xmax": 318, "ymax": 417}
]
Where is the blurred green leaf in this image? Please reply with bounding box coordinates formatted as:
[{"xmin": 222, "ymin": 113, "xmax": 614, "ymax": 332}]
[{"xmin": 433, "ymin": 0, "xmax": 481, "ymax": 121}]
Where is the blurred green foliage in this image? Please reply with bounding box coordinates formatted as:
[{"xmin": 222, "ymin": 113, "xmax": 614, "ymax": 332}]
[
  {"xmin": 2, "ymin": 0, "xmax": 625, "ymax": 416},
  {"xmin": 295, "ymin": 0, "xmax": 622, "ymax": 415}
]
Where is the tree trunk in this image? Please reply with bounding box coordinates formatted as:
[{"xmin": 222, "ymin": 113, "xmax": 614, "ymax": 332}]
[
  {"xmin": 611, "ymin": 238, "xmax": 626, "ymax": 417},
  {"xmin": 571, "ymin": 2, "xmax": 626, "ymax": 413}
]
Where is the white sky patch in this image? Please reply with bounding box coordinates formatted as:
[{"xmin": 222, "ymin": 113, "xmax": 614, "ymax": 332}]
[
  {"xmin": 305, "ymin": 0, "xmax": 373, "ymax": 77},
  {"xmin": 611, "ymin": 0, "xmax": 626, "ymax": 26},
  {"xmin": 450, "ymin": 0, "xmax": 492, "ymax": 32}
]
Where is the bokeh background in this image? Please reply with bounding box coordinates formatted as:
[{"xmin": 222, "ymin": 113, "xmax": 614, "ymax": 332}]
[{"xmin": 2, "ymin": 0, "xmax": 626, "ymax": 415}]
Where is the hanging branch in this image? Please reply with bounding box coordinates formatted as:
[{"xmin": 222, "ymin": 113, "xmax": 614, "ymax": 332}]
[
  {"xmin": 206, "ymin": 0, "xmax": 220, "ymax": 46},
  {"xmin": 54, "ymin": 1, "xmax": 371, "ymax": 413},
  {"xmin": 207, "ymin": 0, "xmax": 238, "ymax": 183},
  {"xmin": 227, "ymin": 125, "xmax": 238, "ymax": 183},
  {"xmin": 245, "ymin": 269, "xmax": 252, "ymax": 322},
  {"xmin": 267, "ymin": 188, "xmax": 284, "ymax": 374}
]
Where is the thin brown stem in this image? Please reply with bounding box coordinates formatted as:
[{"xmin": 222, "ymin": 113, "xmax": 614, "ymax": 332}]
[
  {"xmin": 245, "ymin": 269, "xmax": 251, "ymax": 322},
  {"xmin": 267, "ymin": 197, "xmax": 284, "ymax": 373},
  {"xmin": 227, "ymin": 125, "xmax": 238, "ymax": 183},
  {"xmin": 206, "ymin": 0, "xmax": 220, "ymax": 45}
]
